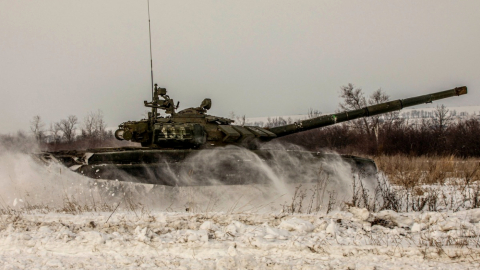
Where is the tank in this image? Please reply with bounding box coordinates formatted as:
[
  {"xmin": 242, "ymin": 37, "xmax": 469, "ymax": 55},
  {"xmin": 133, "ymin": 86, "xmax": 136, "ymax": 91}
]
[{"xmin": 38, "ymin": 85, "xmax": 468, "ymax": 186}]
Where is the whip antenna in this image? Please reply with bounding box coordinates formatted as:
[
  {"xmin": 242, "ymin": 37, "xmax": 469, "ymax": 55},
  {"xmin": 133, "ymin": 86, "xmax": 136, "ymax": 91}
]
[{"xmin": 148, "ymin": 0, "xmax": 154, "ymax": 99}]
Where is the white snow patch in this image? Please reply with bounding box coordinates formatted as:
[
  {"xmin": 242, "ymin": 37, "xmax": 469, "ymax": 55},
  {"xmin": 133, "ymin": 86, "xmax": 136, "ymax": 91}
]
[
  {"xmin": 279, "ymin": 217, "xmax": 314, "ymax": 233},
  {"xmin": 0, "ymin": 210, "xmax": 478, "ymax": 269}
]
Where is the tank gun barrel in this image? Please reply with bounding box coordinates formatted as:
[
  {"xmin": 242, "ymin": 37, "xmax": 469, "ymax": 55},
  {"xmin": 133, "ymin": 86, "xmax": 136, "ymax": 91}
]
[{"xmin": 269, "ymin": 86, "xmax": 468, "ymax": 138}]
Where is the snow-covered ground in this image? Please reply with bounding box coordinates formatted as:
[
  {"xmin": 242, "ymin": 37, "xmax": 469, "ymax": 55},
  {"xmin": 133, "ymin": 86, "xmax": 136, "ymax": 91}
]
[
  {"xmin": 1, "ymin": 145, "xmax": 480, "ymax": 269},
  {"xmin": 1, "ymin": 209, "xmax": 480, "ymax": 269}
]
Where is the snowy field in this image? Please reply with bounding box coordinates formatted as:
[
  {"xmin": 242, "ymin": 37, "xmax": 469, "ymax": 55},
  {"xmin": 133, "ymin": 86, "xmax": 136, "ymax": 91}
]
[
  {"xmin": 1, "ymin": 145, "xmax": 480, "ymax": 269},
  {"xmin": 1, "ymin": 208, "xmax": 480, "ymax": 269}
]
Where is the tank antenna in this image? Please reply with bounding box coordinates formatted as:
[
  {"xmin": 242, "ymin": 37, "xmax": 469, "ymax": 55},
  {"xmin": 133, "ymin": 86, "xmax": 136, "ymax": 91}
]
[{"xmin": 147, "ymin": 0, "xmax": 154, "ymax": 100}]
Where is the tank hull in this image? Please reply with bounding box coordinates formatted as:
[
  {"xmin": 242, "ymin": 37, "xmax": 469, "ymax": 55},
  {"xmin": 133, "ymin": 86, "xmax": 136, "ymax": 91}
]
[{"xmin": 37, "ymin": 147, "xmax": 376, "ymax": 186}]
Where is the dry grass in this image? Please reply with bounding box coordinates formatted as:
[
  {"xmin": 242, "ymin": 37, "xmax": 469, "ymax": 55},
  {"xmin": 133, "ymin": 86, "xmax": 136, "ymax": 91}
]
[
  {"xmin": 374, "ymin": 155, "xmax": 480, "ymax": 186},
  {"xmin": 368, "ymin": 154, "xmax": 480, "ymax": 212}
]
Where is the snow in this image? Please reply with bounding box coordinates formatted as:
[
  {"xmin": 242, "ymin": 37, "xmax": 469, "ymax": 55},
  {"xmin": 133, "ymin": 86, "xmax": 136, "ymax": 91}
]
[
  {"xmin": 1, "ymin": 145, "xmax": 480, "ymax": 268},
  {"xmin": 278, "ymin": 218, "xmax": 314, "ymax": 233},
  {"xmin": 348, "ymin": 206, "xmax": 370, "ymax": 221},
  {"xmin": 1, "ymin": 209, "xmax": 480, "ymax": 269}
]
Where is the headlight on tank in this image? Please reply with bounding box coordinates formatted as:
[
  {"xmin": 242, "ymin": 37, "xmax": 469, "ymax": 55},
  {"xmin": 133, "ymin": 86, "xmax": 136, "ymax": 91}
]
[{"xmin": 114, "ymin": 129, "xmax": 125, "ymax": 140}]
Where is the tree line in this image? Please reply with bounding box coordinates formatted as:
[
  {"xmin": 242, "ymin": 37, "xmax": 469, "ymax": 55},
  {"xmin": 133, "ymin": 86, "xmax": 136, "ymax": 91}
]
[
  {"xmin": 275, "ymin": 84, "xmax": 480, "ymax": 157},
  {"xmin": 28, "ymin": 110, "xmax": 126, "ymax": 150}
]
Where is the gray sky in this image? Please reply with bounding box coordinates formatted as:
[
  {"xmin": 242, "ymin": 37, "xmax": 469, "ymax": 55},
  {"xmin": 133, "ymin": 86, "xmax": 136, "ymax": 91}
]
[{"xmin": 1, "ymin": 0, "xmax": 479, "ymax": 133}]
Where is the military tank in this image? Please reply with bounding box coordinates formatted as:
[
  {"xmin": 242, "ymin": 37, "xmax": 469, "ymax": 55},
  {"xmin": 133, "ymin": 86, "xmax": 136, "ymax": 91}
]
[{"xmin": 38, "ymin": 85, "xmax": 467, "ymax": 186}]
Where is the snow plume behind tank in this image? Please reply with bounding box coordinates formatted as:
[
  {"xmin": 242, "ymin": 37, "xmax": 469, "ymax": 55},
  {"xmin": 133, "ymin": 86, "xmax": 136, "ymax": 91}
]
[
  {"xmin": 142, "ymin": 143, "xmax": 372, "ymax": 213},
  {"xmin": 0, "ymin": 141, "xmax": 97, "ymax": 209},
  {"xmin": 0, "ymin": 139, "xmax": 377, "ymax": 213}
]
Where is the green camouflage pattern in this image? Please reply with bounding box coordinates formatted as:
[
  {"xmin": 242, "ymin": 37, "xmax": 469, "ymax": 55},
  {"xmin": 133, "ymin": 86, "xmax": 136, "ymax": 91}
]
[{"xmin": 115, "ymin": 85, "xmax": 467, "ymax": 148}]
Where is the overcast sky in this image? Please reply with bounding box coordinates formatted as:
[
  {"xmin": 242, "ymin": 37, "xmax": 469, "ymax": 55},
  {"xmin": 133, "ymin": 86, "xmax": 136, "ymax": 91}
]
[{"xmin": 1, "ymin": 0, "xmax": 479, "ymax": 133}]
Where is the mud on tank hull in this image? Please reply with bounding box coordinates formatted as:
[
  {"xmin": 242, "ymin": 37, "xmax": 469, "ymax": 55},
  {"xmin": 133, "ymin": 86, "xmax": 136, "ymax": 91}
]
[{"xmin": 37, "ymin": 147, "xmax": 377, "ymax": 186}]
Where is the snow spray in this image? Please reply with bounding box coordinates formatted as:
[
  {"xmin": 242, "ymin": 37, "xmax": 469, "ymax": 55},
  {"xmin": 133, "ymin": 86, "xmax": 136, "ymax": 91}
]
[{"xmin": 0, "ymin": 138, "xmax": 375, "ymax": 213}]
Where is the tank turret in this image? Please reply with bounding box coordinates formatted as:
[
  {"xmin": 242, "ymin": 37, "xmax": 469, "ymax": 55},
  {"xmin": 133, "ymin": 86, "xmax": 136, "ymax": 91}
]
[{"xmin": 115, "ymin": 86, "xmax": 468, "ymax": 149}]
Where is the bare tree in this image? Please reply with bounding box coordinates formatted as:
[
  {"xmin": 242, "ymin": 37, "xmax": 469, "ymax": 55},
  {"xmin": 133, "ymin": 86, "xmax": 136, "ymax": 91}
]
[
  {"xmin": 338, "ymin": 84, "xmax": 371, "ymax": 135},
  {"xmin": 432, "ymin": 104, "xmax": 451, "ymax": 132},
  {"xmin": 58, "ymin": 115, "xmax": 78, "ymax": 143},
  {"xmin": 30, "ymin": 115, "xmax": 45, "ymax": 142},
  {"xmin": 49, "ymin": 122, "xmax": 62, "ymax": 144},
  {"xmin": 369, "ymin": 89, "xmax": 388, "ymax": 125},
  {"xmin": 370, "ymin": 89, "xmax": 400, "ymax": 127},
  {"xmin": 82, "ymin": 110, "xmax": 107, "ymax": 141},
  {"xmin": 338, "ymin": 84, "xmax": 395, "ymax": 136},
  {"xmin": 95, "ymin": 112, "xmax": 107, "ymax": 141},
  {"xmin": 82, "ymin": 113, "xmax": 95, "ymax": 138}
]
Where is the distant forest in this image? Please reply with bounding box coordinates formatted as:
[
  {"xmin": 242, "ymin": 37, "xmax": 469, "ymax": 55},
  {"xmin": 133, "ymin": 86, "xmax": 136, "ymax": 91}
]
[
  {"xmin": 273, "ymin": 84, "xmax": 480, "ymax": 157},
  {"xmin": 277, "ymin": 116, "xmax": 480, "ymax": 157},
  {"xmin": 1, "ymin": 110, "xmax": 133, "ymax": 152}
]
